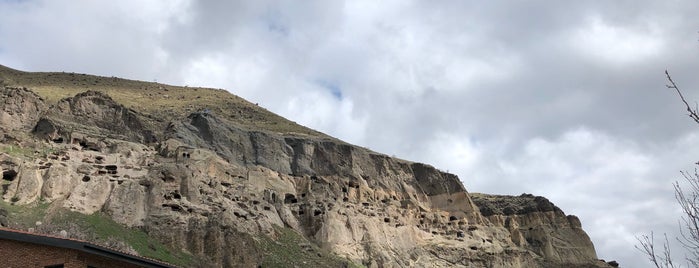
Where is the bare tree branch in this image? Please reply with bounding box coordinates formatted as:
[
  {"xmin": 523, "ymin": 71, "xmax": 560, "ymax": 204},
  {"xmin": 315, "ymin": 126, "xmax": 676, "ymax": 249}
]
[
  {"xmin": 636, "ymin": 232, "xmax": 679, "ymax": 268},
  {"xmin": 666, "ymin": 70, "xmax": 699, "ymax": 125},
  {"xmin": 638, "ymin": 71, "xmax": 699, "ymax": 268},
  {"xmin": 676, "ymin": 168, "xmax": 699, "ymax": 266}
]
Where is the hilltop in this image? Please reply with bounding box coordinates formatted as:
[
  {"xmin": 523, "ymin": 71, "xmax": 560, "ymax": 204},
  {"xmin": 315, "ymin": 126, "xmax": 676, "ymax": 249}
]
[{"xmin": 0, "ymin": 64, "xmax": 325, "ymax": 138}]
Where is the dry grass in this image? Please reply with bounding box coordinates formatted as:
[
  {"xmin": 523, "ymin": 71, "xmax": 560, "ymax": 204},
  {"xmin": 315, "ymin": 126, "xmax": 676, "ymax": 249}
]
[{"xmin": 0, "ymin": 64, "xmax": 326, "ymax": 137}]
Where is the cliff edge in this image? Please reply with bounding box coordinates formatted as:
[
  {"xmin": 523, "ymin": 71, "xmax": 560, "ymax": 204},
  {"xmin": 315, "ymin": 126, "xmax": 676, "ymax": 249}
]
[{"xmin": 0, "ymin": 65, "xmax": 615, "ymax": 267}]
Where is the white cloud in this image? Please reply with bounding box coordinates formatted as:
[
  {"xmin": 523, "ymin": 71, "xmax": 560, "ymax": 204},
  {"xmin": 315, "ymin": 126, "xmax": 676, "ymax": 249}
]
[
  {"xmin": 479, "ymin": 128, "xmax": 698, "ymax": 265},
  {"xmin": 284, "ymin": 84, "xmax": 368, "ymax": 144},
  {"xmin": 181, "ymin": 53, "xmax": 269, "ymax": 95},
  {"xmin": 571, "ymin": 15, "xmax": 664, "ymax": 65},
  {"xmin": 0, "ymin": 0, "xmax": 187, "ymax": 80},
  {"xmin": 3, "ymin": 1, "xmax": 699, "ymax": 267},
  {"xmin": 409, "ymin": 132, "xmax": 482, "ymax": 174}
]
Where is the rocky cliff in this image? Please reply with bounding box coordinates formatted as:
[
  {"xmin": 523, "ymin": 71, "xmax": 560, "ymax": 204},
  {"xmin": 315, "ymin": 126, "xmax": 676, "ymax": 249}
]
[{"xmin": 0, "ymin": 65, "xmax": 615, "ymax": 267}]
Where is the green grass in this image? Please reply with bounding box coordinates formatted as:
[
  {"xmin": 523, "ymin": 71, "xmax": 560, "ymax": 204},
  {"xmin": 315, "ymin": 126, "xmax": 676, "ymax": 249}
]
[
  {"xmin": 53, "ymin": 210, "xmax": 195, "ymax": 267},
  {"xmin": 0, "ymin": 144, "xmax": 36, "ymax": 158},
  {"xmin": 0, "ymin": 64, "xmax": 327, "ymax": 137},
  {"xmin": 0, "ymin": 139, "xmax": 58, "ymax": 159},
  {"xmin": 0, "ymin": 200, "xmax": 194, "ymax": 267},
  {"xmin": 259, "ymin": 226, "xmax": 363, "ymax": 268},
  {"xmin": 0, "ymin": 199, "xmax": 358, "ymax": 267},
  {"xmin": 0, "ymin": 201, "xmax": 50, "ymax": 226}
]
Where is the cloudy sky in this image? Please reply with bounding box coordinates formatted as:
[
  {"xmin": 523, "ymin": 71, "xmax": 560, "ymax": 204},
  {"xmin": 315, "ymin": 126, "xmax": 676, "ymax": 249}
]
[{"xmin": 2, "ymin": 1, "xmax": 699, "ymax": 266}]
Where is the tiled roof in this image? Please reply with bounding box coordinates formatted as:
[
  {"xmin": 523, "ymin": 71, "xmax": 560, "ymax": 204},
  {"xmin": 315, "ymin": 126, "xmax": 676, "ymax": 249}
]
[{"xmin": 0, "ymin": 227, "xmax": 178, "ymax": 268}]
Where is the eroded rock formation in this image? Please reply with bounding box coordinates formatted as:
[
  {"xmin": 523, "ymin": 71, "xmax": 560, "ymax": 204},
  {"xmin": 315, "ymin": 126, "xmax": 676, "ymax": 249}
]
[{"xmin": 0, "ymin": 83, "xmax": 614, "ymax": 267}]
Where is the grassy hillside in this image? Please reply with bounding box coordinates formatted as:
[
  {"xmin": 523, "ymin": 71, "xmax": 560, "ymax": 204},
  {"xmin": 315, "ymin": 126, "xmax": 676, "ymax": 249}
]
[
  {"xmin": 0, "ymin": 64, "xmax": 325, "ymax": 138},
  {"xmin": 0, "ymin": 200, "xmax": 195, "ymax": 266}
]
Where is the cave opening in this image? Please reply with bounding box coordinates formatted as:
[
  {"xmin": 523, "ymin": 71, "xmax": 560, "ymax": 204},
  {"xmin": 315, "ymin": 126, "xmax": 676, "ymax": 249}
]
[
  {"xmin": 2, "ymin": 170, "xmax": 17, "ymax": 181},
  {"xmin": 284, "ymin": 193, "xmax": 298, "ymax": 204}
]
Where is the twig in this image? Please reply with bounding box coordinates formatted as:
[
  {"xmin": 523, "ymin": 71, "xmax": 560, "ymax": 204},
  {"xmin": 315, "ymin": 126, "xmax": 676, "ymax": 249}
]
[{"xmin": 666, "ymin": 70, "xmax": 699, "ymax": 125}]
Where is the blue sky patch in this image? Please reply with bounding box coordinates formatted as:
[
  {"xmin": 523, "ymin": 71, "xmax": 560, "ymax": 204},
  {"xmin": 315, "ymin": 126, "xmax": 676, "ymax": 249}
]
[
  {"xmin": 315, "ymin": 79, "xmax": 342, "ymax": 100},
  {"xmin": 260, "ymin": 9, "xmax": 289, "ymax": 37}
]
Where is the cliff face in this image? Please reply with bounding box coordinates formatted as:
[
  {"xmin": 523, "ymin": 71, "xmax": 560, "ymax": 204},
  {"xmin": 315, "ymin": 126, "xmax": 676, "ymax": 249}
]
[
  {"xmin": 471, "ymin": 194, "xmax": 601, "ymax": 267},
  {"xmin": 0, "ymin": 67, "xmax": 614, "ymax": 268}
]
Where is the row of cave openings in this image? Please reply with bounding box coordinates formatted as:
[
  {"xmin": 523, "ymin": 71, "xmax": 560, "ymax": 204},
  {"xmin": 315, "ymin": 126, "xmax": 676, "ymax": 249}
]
[
  {"xmin": 51, "ymin": 136, "xmax": 101, "ymax": 152},
  {"xmin": 78, "ymin": 165, "xmax": 119, "ymax": 184},
  {"xmin": 254, "ymin": 191, "xmax": 324, "ymax": 217}
]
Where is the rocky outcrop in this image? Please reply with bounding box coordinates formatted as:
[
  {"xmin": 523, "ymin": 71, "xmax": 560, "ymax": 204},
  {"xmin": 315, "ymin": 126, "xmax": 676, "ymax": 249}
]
[
  {"xmin": 35, "ymin": 90, "xmax": 157, "ymax": 144},
  {"xmin": 0, "ymin": 84, "xmax": 614, "ymax": 267},
  {"xmin": 0, "ymin": 86, "xmax": 46, "ymax": 132},
  {"xmin": 471, "ymin": 193, "xmax": 603, "ymax": 267}
]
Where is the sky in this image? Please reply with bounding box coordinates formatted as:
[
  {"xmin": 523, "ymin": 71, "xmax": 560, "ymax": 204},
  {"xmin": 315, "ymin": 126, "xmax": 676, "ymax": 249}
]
[{"xmin": 1, "ymin": 1, "xmax": 698, "ymax": 267}]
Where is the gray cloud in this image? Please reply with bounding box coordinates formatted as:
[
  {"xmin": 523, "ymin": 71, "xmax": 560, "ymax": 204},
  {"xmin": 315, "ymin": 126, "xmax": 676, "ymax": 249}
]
[{"xmin": 2, "ymin": 1, "xmax": 699, "ymax": 266}]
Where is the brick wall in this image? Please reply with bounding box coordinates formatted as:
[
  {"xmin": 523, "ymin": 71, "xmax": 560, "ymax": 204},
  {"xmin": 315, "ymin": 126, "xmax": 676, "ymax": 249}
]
[{"xmin": 0, "ymin": 238, "xmax": 144, "ymax": 268}]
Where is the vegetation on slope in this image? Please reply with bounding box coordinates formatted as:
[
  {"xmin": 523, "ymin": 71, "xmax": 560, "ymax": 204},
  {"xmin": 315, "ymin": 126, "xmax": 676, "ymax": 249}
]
[
  {"xmin": 258, "ymin": 226, "xmax": 364, "ymax": 268},
  {"xmin": 0, "ymin": 200, "xmax": 195, "ymax": 266},
  {"xmin": 0, "ymin": 64, "xmax": 325, "ymax": 137}
]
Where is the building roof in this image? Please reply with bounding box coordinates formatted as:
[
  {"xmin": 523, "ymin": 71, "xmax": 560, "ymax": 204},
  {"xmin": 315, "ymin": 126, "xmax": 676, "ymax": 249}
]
[{"xmin": 0, "ymin": 227, "xmax": 177, "ymax": 268}]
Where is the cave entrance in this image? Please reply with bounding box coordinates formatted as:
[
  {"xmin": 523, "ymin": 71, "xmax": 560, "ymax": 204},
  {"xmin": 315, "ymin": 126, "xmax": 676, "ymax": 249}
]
[
  {"xmin": 284, "ymin": 193, "xmax": 298, "ymax": 204},
  {"xmin": 2, "ymin": 170, "xmax": 17, "ymax": 181}
]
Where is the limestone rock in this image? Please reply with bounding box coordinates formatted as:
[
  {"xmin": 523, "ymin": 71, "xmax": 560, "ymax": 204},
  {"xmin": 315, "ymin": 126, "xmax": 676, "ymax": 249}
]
[
  {"xmin": 40, "ymin": 90, "xmax": 156, "ymax": 144},
  {"xmin": 40, "ymin": 163, "xmax": 78, "ymax": 202},
  {"xmin": 2, "ymin": 161, "xmax": 43, "ymax": 205},
  {"xmin": 0, "ymin": 78, "xmax": 615, "ymax": 267},
  {"xmin": 0, "ymin": 87, "xmax": 46, "ymax": 132},
  {"xmin": 63, "ymin": 174, "xmax": 111, "ymax": 214},
  {"xmin": 104, "ymin": 180, "xmax": 148, "ymax": 227},
  {"xmin": 471, "ymin": 193, "xmax": 605, "ymax": 267}
]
